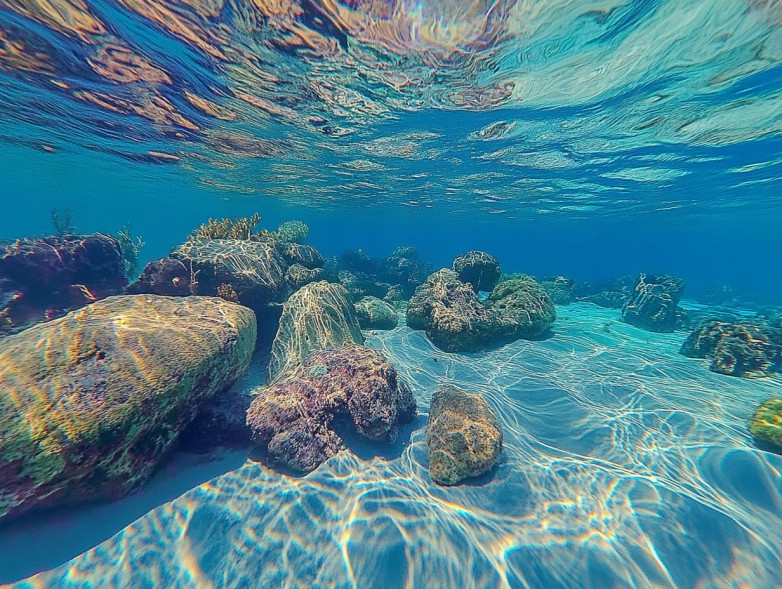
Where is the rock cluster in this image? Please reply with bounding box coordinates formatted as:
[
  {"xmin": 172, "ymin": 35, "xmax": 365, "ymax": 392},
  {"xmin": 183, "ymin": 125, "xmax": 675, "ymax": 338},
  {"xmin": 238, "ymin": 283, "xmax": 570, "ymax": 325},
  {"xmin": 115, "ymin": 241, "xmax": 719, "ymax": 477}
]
[
  {"xmin": 680, "ymin": 319, "xmax": 781, "ymax": 378},
  {"xmin": 247, "ymin": 345, "xmax": 416, "ymax": 472},
  {"xmin": 622, "ymin": 273, "xmax": 685, "ymax": 332}
]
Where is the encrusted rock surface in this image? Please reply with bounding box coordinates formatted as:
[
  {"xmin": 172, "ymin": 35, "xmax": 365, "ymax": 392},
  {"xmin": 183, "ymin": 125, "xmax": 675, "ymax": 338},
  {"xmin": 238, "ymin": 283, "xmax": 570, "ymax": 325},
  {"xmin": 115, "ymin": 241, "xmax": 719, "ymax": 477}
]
[
  {"xmin": 452, "ymin": 250, "xmax": 501, "ymax": 293},
  {"xmin": 0, "ymin": 295, "xmax": 256, "ymax": 521},
  {"xmin": 487, "ymin": 276, "xmax": 556, "ymax": 340},
  {"xmin": 267, "ymin": 281, "xmax": 363, "ymax": 381},
  {"xmin": 680, "ymin": 319, "xmax": 781, "ymax": 378},
  {"xmin": 622, "ymin": 273, "xmax": 684, "ymax": 332},
  {"xmin": 126, "ymin": 257, "xmax": 192, "ymax": 296},
  {"xmin": 750, "ymin": 398, "xmax": 782, "ymax": 449},
  {"xmin": 355, "ymin": 296, "xmax": 398, "ymax": 330},
  {"xmin": 247, "ymin": 345, "xmax": 416, "ymax": 472},
  {"xmin": 427, "ymin": 384, "xmax": 503, "ymax": 485}
]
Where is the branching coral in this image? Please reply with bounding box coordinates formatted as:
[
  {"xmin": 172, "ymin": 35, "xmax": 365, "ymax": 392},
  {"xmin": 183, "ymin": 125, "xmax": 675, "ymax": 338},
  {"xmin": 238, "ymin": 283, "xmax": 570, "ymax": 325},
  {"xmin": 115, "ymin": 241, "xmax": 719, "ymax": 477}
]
[{"xmin": 188, "ymin": 212, "xmax": 261, "ymax": 241}]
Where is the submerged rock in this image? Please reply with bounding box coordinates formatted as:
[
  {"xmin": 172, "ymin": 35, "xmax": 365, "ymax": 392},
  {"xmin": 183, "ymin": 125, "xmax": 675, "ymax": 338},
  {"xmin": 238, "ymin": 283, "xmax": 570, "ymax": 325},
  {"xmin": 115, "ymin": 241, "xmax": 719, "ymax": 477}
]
[
  {"xmin": 278, "ymin": 242, "xmax": 324, "ymax": 269},
  {"xmin": 267, "ymin": 281, "xmax": 363, "ymax": 381},
  {"xmin": 680, "ymin": 320, "xmax": 781, "ymax": 378},
  {"xmin": 452, "ymin": 250, "xmax": 501, "ymax": 293},
  {"xmin": 170, "ymin": 239, "xmax": 288, "ymax": 310},
  {"xmin": 750, "ymin": 398, "xmax": 782, "ymax": 449},
  {"xmin": 126, "ymin": 257, "xmax": 192, "ymax": 296},
  {"xmin": 284, "ymin": 263, "xmax": 324, "ymax": 291},
  {"xmin": 427, "ymin": 385, "xmax": 503, "ymax": 485},
  {"xmin": 0, "ymin": 295, "xmax": 256, "ymax": 521},
  {"xmin": 0, "ymin": 234, "xmax": 126, "ymax": 336},
  {"xmin": 247, "ymin": 345, "xmax": 416, "ymax": 472},
  {"xmin": 407, "ymin": 269, "xmax": 496, "ymax": 352},
  {"xmin": 540, "ymin": 276, "xmax": 575, "ymax": 305},
  {"xmin": 487, "ymin": 277, "xmax": 556, "ymax": 340},
  {"xmin": 622, "ymin": 273, "xmax": 685, "ymax": 332},
  {"xmin": 355, "ymin": 296, "xmax": 398, "ymax": 330}
]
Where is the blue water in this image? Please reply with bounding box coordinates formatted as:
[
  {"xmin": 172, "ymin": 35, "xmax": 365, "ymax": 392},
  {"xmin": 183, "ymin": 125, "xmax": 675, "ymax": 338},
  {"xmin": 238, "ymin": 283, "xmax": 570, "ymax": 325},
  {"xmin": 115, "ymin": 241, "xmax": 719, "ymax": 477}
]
[{"xmin": 1, "ymin": 0, "xmax": 781, "ymax": 586}]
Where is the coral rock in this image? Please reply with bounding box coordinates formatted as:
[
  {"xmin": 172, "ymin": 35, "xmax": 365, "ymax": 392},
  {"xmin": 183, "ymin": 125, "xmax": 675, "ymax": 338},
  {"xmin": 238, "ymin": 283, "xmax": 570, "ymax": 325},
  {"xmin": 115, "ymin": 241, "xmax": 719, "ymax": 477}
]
[
  {"xmin": 428, "ymin": 385, "xmax": 503, "ymax": 485},
  {"xmin": 247, "ymin": 345, "xmax": 416, "ymax": 472},
  {"xmin": 750, "ymin": 398, "xmax": 782, "ymax": 449},
  {"xmin": 452, "ymin": 250, "xmax": 501, "ymax": 292},
  {"xmin": 170, "ymin": 239, "xmax": 288, "ymax": 310},
  {"xmin": 487, "ymin": 276, "xmax": 557, "ymax": 340},
  {"xmin": 540, "ymin": 276, "xmax": 575, "ymax": 305},
  {"xmin": 0, "ymin": 234, "xmax": 126, "ymax": 336},
  {"xmin": 126, "ymin": 257, "xmax": 192, "ymax": 296},
  {"xmin": 355, "ymin": 296, "xmax": 398, "ymax": 330},
  {"xmin": 284, "ymin": 263, "xmax": 324, "ymax": 291},
  {"xmin": 278, "ymin": 242, "xmax": 324, "ymax": 269},
  {"xmin": 267, "ymin": 281, "xmax": 363, "ymax": 381},
  {"xmin": 622, "ymin": 273, "xmax": 685, "ymax": 332},
  {"xmin": 0, "ymin": 295, "xmax": 256, "ymax": 521},
  {"xmin": 680, "ymin": 320, "xmax": 781, "ymax": 378}
]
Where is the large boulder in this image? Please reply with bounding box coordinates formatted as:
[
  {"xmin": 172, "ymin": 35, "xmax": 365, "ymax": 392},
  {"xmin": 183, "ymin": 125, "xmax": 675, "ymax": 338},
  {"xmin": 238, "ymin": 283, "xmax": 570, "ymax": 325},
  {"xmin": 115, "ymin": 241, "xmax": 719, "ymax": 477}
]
[
  {"xmin": 428, "ymin": 385, "xmax": 503, "ymax": 485},
  {"xmin": 277, "ymin": 243, "xmax": 324, "ymax": 269},
  {"xmin": 452, "ymin": 251, "xmax": 501, "ymax": 293},
  {"xmin": 486, "ymin": 276, "xmax": 556, "ymax": 340},
  {"xmin": 0, "ymin": 234, "xmax": 126, "ymax": 336},
  {"xmin": 170, "ymin": 239, "xmax": 288, "ymax": 311},
  {"xmin": 680, "ymin": 320, "xmax": 781, "ymax": 378},
  {"xmin": 284, "ymin": 263, "xmax": 324, "ymax": 291},
  {"xmin": 622, "ymin": 273, "xmax": 685, "ymax": 332},
  {"xmin": 407, "ymin": 269, "xmax": 496, "ymax": 353},
  {"xmin": 355, "ymin": 296, "xmax": 398, "ymax": 330},
  {"xmin": 267, "ymin": 281, "xmax": 363, "ymax": 381},
  {"xmin": 247, "ymin": 345, "xmax": 417, "ymax": 472},
  {"xmin": 0, "ymin": 295, "xmax": 256, "ymax": 521},
  {"xmin": 126, "ymin": 257, "xmax": 192, "ymax": 297}
]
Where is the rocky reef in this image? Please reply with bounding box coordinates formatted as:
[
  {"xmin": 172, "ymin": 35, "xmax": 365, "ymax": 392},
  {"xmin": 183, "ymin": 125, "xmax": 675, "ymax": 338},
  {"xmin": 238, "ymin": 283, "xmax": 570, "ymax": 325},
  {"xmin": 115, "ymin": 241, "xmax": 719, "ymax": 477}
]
[
  {"xmin": 126, "ymin": 257, "xmax": 192, "ymax": 296},
  {"xmin": 540, "ymin": 275, "xmax": 576, "ymax": 305},
  {"xmin": 267, "ymin": 281, "xmax": 363, "ymax": 381},
  {"xmin": 622, "ymin": 273, "xmax": 685, "ymax": 332},
  {"xmin": 0, "ymin": 295, "xmax": 256, "ymax": 521},
  {"xmin": 407, "ymin": 269, "xmax": 555, "ymax": 353},
  {"xmin": 0, "ymin": 234, "xmax": 127, "ymax": 337},
  {"xmin": 247, "ymin": 345, "xmax": 416, "ymax": 472},
  {"xmin": 428, "ymin": 385, "xmax": 503, "ymax": 485},
  {"xmin": 680, "ymin": 319, "xmax": 781, "ymax": 378}
]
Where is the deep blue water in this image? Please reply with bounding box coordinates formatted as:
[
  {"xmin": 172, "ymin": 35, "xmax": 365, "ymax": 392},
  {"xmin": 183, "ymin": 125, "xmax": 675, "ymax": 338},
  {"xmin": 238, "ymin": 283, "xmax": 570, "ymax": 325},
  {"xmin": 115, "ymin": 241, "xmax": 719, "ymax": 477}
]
[{"xmin": 1, "ymin": 0, "xmax": 781, "ymax": 586}]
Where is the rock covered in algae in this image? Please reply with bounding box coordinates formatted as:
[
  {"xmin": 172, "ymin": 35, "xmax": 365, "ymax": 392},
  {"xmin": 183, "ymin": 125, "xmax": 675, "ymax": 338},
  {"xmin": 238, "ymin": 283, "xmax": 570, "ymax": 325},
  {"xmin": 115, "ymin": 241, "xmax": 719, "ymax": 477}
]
[
  {"xmin": 750, "ymin": 398, "xmax": 782, "ymax": 449},
  {"xmin": 427, "ymin": 384, "xmax": 503, "ymax": 485},
  {"xmin": 0, "ymin": 294, "xmax": 256, "ymax": 521},
  {"xmin": 126, "ymin": 257, "xmax": 192, "ymax": 296},
  {"xmin": 354, "ymin": 296, "xmax": 398, "ymax": 330},
  {"xmin": 170, "ymin": 238, "xmax": 288, "ymax": 310},
  {"xmin": 622, "ymin": 273, "xmax": 685, "ymax": 332},
  {"xmin": 452, "ymin": 250, "xmax": 501, "ymax": 292},
  {"xmin": 486, "ymin": 276, "xmax": 556, "ymax": 340},
  {"xmin": 0, "ymin": 234, "xmax": 127, "ymax": 336},
  {"xmin": 277, "ymin": 242, "xmax": 324, "ymax": 269},
  {"xmin": 680, "ymin": 320, "xmax": 781, "ymax": 378},
  {"xmin": 267, "ymin": 281, "xmax": 363, "ymax": 381},
  {"xmin": 247, "ymin": 345, "xmax": 417, "ymax": 472},
  {"xmin": 284, "ymin": 263, "xmax": 324, "ymax": 291},
  {"xmin": 407, "ymin": 269, "xmax": 496, "ymax": 353},
  {"xmin": 540, "ymin": 275, "xmax": 575, "ymax": 305}
]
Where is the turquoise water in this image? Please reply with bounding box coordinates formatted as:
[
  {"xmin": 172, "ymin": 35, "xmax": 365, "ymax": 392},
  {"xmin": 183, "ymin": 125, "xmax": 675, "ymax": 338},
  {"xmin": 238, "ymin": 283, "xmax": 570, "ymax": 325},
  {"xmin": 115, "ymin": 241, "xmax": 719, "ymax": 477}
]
[{"xmin": 1, "ymin": 0, "xmax": 781, "ymax": 587}]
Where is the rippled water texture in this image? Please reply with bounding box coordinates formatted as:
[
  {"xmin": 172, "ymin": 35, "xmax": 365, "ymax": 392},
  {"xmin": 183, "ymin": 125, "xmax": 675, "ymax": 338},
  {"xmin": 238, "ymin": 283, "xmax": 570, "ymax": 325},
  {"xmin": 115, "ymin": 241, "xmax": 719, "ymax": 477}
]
[
  {"xmin": 13, "ymin": 304, "xmax": 782, "ymax": 588},
  {"xmin": 0, "ymin": 0, "xmax": 780, "ymax": 218}
]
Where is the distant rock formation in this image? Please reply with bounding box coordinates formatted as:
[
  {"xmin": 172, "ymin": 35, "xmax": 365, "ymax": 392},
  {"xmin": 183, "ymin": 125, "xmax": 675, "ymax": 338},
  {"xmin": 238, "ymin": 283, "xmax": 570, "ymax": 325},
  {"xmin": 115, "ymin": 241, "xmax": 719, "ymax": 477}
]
[
  {"xmin": 428, "ymin": 385, "xmax": 503, "ymax": 485},
  {"xmin": 622, "ymin": 273, "xmax": 685, "ymax": 332},
  {"xmin": 0, "ymin": 295, "xmax": 256, "ymax": 521},
  {"xmin": 680, "ymin": 319, "xmax": 781, "ymax": 377}
]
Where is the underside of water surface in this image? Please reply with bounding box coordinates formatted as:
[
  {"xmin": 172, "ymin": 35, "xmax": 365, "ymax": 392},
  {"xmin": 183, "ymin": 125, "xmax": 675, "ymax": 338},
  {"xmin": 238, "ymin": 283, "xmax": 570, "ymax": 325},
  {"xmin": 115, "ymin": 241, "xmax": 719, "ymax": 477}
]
[{"xmin": 0, "ymin": 0, "xmax": 781, "ymax": 587}]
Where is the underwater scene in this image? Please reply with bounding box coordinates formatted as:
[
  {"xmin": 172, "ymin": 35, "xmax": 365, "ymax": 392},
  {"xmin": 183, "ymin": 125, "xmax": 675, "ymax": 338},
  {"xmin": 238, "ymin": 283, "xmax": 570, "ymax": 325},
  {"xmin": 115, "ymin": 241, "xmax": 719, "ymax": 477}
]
[{"xmin": 1, "ymin": 0, "xmax": 782, "ymax": 587}]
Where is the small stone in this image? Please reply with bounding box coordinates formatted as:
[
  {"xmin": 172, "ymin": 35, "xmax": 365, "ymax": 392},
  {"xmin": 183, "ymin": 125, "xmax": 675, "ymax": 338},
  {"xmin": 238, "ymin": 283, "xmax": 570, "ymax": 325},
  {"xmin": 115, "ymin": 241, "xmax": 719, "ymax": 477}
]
[
  {"xmin": 750, "ymin": 398, "xmax": 782, "ymax": 449},
  {"xmin": 427, "ymin": 384, "xmax": 503, "ymax": 485}
]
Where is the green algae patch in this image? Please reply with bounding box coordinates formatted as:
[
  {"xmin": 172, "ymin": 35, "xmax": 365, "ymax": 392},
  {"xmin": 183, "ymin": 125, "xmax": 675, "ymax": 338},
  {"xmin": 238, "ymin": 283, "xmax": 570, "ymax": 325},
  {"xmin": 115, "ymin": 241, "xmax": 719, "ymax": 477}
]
[{"xmin": 0, "ymin": 294, "xmax": 256, "ymax": 521}]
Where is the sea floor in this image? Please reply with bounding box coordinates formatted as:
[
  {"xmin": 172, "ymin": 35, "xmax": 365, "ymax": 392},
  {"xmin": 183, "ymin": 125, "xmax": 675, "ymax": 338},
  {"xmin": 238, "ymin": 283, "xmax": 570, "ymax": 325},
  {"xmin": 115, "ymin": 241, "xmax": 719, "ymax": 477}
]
[{"xmin": 6, "ymin": 303, "xmax": 782, "ymax": 588}]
